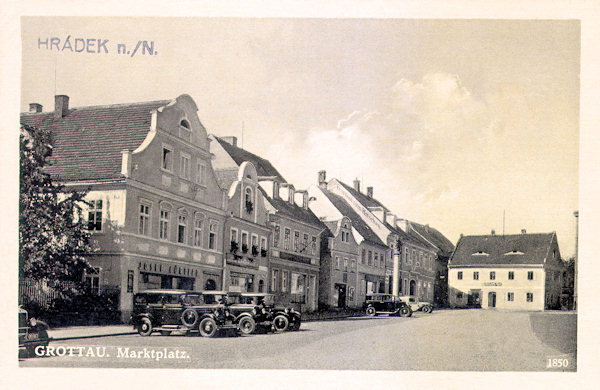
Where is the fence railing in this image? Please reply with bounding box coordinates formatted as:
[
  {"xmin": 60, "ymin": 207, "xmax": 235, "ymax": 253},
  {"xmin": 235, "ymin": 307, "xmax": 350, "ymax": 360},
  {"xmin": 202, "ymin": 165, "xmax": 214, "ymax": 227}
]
[{"xmin": 19, "ymin": 278, "xmax": 73, "ymax": 309}]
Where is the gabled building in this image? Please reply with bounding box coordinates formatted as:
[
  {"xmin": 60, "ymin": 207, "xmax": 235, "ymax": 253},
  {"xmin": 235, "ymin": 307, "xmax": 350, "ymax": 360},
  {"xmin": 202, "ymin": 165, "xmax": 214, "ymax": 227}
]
[
  {"xmin": 216, "ymin": 162, "xmax": 271, "ymax": 293},
  {"xmin": 21, "ymin": 95, "xmax": 228, "ymax": 321},
  {"xmin": 308, "ymin": 182, "xmax": 388, "ymax": 308},
  {"xmin": 448, "ymin": 231, "xmax": 565, "ymax": 310},
  {"xmin": 210, "ymin": 135, "xmax": 325, "ymax": 311},
  {"xmin": 311, "ymin": 171, "xmax": 440, "ymax": 303}
]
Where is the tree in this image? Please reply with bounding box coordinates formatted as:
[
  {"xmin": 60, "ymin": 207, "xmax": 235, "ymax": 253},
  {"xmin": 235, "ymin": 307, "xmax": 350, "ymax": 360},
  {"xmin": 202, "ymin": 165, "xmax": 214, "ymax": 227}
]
[{"xmin": 19, "ymin": 124, "xmax": 94, "ymax": 290}]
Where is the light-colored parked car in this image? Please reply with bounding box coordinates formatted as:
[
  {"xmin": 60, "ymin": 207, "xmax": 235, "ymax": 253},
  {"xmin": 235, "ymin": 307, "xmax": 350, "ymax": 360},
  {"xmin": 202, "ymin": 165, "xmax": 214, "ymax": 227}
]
[{"xmin": 399, "ymin": 296, "xmax": 434, "ymax": 313}]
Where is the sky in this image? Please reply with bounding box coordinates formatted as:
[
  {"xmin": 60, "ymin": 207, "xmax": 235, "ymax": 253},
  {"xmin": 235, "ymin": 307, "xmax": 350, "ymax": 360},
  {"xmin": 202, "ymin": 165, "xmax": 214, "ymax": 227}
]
[{"xmin": 20, "ymin": 17, "xmax": 580, "ymax": 257}]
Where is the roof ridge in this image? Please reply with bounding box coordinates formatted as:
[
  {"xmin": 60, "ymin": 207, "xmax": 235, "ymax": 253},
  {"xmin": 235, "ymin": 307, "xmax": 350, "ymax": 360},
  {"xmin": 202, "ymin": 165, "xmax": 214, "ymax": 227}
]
[{"xmin": 21, "ymin": 99, "xmax": 171, "ymax": 114}]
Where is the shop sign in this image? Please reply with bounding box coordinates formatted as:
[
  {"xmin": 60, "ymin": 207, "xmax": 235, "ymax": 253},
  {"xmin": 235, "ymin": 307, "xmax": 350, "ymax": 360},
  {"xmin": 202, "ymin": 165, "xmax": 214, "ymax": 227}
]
[{"xmin": 138, "ymin": 261, "xmax": 199, "ymax": 277}]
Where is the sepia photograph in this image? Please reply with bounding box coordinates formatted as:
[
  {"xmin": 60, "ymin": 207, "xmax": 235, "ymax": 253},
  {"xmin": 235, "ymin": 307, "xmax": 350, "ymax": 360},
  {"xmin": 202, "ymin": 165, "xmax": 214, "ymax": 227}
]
[{"xmin": 2, "ymin": 0, "xmax": 599, "ymax": 388}]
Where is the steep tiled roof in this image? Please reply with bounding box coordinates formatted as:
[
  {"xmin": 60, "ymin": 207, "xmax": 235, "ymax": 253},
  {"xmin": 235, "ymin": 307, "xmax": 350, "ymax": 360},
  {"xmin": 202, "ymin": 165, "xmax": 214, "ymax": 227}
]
[
  {"xmin": 320, "ymin": 189, "xmax": 387, "ymax": 248},
  {"xmin": 214, "ymin": 168, "xmax": 239, "ymax": 192},
  {"xmin": 212, "ymin": 136, "xmax": 286, "ymax": 182},
  {"xmin": 337, "ymin": 180, "xmax": 390, "ymax": 211},
  {"xmin": 20, "ymin": 100, "xmax": 169, "ymax": 181},
  {"xmin": 450, "ymin": 233, "xmax": 556, "ymax": 266},
  {"xmin": 265, "ymin": 190, "xmax": 326, "ymax": 229},
  {"xmin": 409, "ymin": 221, "xmax": 455, "ymax": 257}
]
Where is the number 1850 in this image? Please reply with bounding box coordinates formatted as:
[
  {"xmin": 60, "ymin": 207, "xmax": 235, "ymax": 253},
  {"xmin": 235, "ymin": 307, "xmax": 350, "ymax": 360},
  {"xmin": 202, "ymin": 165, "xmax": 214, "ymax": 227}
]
[{"xmin": 546, "ymin": 358, "xmax": 569, "ymax": 368}]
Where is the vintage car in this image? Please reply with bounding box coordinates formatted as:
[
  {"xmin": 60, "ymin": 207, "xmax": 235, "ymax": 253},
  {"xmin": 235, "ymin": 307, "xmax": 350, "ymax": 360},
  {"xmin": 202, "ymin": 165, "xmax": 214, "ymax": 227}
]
[
  {"xmin": 398, "ymin": 295, "xmax": 434, "ymax": 313},
  {"xmin": 131, "ymin": 289, "xmax": 255, "ymax": 337},
  {"xmin": 363, "ymin": 293, "xmax": 412, "ymax": 317},
  {"xmin": 229, "ymin": 292, "xmax": 301, "ymax": 332},
  {"xmin": 202, "ymin": 290, "xmax": 257, "ymax": 335},
  {"xmin": 19, "ymin": 307, "xmax": 50, "ymax": 358}
]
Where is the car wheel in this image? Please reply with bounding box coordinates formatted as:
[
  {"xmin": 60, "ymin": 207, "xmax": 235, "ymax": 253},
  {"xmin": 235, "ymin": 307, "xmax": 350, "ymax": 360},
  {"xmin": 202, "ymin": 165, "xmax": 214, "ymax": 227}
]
[
  {"xmin": 137, "ymin": 317, "xmax": 153, "ymax": 336},
  {"xmin": 290, "ymin": 319, "xmax": 301, "ymax": 331},
  {"xmin": 273, "ymin": 314, "xmax": 289, "ymax": 332},
  {"xmin": 199, "ymin": 317, "xmax": 218, "ymax": 338},
  {"xmin": 238, "ymin": 316, "xmax": 256, "ymax": 335},
  {"xmin": 181, "ymin": 308, "xmax": 199, "ymax": 328},
  {"xmin": 366, "ymin": 306, "xmax": 377, "ymax": 317},
  {"xmin": 399, "ymin": 307, "xmax": 411, "ymax": 317},
  {"xmin": 422, "ymin": 305, "xmax": 432, "ymax": 314}
]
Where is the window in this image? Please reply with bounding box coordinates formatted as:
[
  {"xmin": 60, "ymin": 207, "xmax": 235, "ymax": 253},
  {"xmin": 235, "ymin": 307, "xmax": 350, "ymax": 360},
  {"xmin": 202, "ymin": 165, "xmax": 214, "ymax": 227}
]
[
  {"xmin": 473, "ymin": 271, "xmax": 479, "ymax": 280},
  {"xmin": 282, "ymin": 271, "xmax": 288, "ymax": 291},
  {"xmin": 127, "ymin": 270, "xmax": 134, "ymax": 293},
  {"xmin": 180, "ymin": 153, "xmax": 190, "ymax": 180},
  {"xmin": 457, "ymin": 292, "xmax": 463, "ymax": 299},
  {"xmin": 251, "ymin": 234, "xmax": 259, "ymax": 256},
  {"xmin": 138, "ymin": 202, "xmax": 150, "ymax": 236},
  {"xmin": 284, "ymin": 228, "xmax": 290, "ymax": 250},
  {"xmin": 273, "ymin": 224, "xmax": 280, "ymax": 247},
  {"xmin": 87, "ymin": 200, "xmax": 103, "ymax": 231},
  {"xmin": 260, "ymin": 236, "xmax": 267, "ymax": 252},
  {"xmin": 350, "ymin": 259, "xmax": 356, "ymax": 272},
  {"xmin": 177, "ymin": 215, "xmax": 187, "ymax": 244},
  {"xmin": 349, "ymin": 287, "xmax": 355, "ymax": 301},
  {"xmin": 208, "ymin": 222, "xmax": 217, "ymax": 249},
  {"xmin": 374, "ymin": 253, "xmax": 379, "ymax": 268},
  {"xmin": 85, "ymin": 267, "xmax": 101, "ymax": 295},
  {"xmin": 417, "ymin": 252, "xmax": 422, "ymax": 267},
  {"xmin": 344, "ymin": 258, "xmax": 348, "ymax": 272},
  {"xmin": 508, "ymin": 271, "xmax": 514, "ymax": 280},
  {"xmin": 412, "ymin": 249, "xmax": 416, "ymax": 264},
  {"xmin": 335, "ymin": 256, "xmax": 340, "ymax": 270},
  {"xmin": 230, "ymin": 228, "xmax": 238, "ymax": 243},
  {"xmin": 527, "ymin": 271, "xmax": 534, "ymax": 280},
  {"xmin": 294, "ymin": 231, "xmax": 300, "ymax": 252},
  {"xmin": 193, "ymin": 218, "xmax": 203, "ymax": 247},
  {"xmin": 457, "ymin": 271, "xmax": 463, "ymax": 280},
  {"xmin": 311, "ymin": 236, "xmax": 316, "ymax": 256},
  {"xmin": 507, "ymin": 292, "xmax": 514, "ymax": 302},
  {"xmin": 381, "ymin": 253, "xmax": 385, "ymax": 268},
  {"xmin": 526, "ymin": 293, "xmax": 534, "ymax": 302},
  {"xmin": 368, "ymin": 251, "xmax": 372, "ymax": 266},
  {"xmin": 404, "ymin": 248, "xmax": 409, "ymax": 264},
  {"xmin": 490, "ymin": 271, "xmax": 496, "ymax": 280},
  {"xmin": 159, "ymin": 209, "xmax": 169, "ymax": 240},
  {"xmin": 361, "ymin": 249, "xmax": 366, "ymax": 264},
  {"xmin": 241, "ymin": 232, "xmax": 249, "ymax": 252},
  {"xmin": 245, "ymin": 187, "xmax": 253, "ymax": 213},
  {"xmin": 179, "ymin": 119, "xmax": 191, "ymax": 141},
  {"xmin": 196, "ymin": 161, "xmax": 206, "ymax": 185},
  {"xmin": 162, "ymin": 146, "xmax": 173, "ymax": 171},
  {"xmin": 271, "ymin": 269, "xmax": 279, "ymax": 292},
  {"xmin": 303, "ymin": 233, "xmax": 308, "ymax": 253}
]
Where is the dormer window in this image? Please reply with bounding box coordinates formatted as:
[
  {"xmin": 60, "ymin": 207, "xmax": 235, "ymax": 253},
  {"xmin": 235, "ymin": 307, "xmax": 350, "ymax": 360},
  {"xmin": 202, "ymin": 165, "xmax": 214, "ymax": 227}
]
[
  {"xmin": 504, "ymin": 250, "xmax": 524, "ymax": 255},
  {"xmin": 472, "ymin": 251, "xmax": 489, "ymax": 256},
  {"xmin": 179, "ymin": 119, "xmax": 191, "ymax": 141}
]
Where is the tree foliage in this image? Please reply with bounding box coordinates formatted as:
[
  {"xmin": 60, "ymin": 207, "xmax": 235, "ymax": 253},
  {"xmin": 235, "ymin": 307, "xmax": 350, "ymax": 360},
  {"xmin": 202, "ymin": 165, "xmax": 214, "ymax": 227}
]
[{"xmin": 19, "ymin": 124, "xmax": 94, "ymax": 289}]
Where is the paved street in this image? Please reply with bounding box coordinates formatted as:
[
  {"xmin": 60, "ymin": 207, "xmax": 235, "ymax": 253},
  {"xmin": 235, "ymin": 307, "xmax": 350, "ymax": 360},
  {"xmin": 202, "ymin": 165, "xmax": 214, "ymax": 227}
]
[{"xmin": 20, "ymin": 309, "xmax": 576, "ymax": 371}]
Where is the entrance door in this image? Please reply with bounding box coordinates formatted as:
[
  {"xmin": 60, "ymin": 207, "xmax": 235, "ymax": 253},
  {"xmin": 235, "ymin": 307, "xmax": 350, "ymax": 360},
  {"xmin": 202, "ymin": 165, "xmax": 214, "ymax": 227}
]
[
  {"xmin": 409, "ymin": 280, "xmax": 416, "ymax": 296},
  {"xmin": 335, "ymin": 284, "xmax": 347, "ymax": 308},
  {"xmin": 488, "ymin": 292, "xmax": 496, "ymax": 308}
]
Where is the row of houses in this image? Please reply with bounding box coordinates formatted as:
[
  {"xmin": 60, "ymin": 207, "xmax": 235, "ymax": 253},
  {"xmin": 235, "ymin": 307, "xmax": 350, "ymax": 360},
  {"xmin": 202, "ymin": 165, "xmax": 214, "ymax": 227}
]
[{"xmin": 20, "ymin": 94, "xmax": 567, "ymax": 321}]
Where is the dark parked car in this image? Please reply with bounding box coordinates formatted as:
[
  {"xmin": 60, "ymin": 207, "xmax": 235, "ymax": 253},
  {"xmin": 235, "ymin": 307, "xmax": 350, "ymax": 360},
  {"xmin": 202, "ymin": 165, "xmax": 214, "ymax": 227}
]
[
  {"xmin": 229, "ymin": 292, "xmax": 301, "ymax": 332},
  {"xmin": 363, "ymin": 293, "xmax": 412, "ymax": 317},
  {"xmin": 131, "ymin": 289, "xmax": 253, "ymax": 338},
  {"xmin": 19, "ymin": 307, "xmax": 50, "ymax": 358}
]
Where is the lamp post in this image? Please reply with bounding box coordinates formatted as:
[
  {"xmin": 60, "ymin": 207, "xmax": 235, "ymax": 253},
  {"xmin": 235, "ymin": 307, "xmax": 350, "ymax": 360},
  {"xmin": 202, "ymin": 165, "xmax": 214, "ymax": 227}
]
[{"xmin": 573, "ymin": 210, "xmax": 578, "ymax": 311}]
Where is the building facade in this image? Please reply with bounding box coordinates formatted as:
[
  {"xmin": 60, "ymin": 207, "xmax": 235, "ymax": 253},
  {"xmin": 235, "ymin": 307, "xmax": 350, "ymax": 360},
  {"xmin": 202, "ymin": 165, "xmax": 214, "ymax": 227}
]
[
  {"xmin": 21, "ymin": 94, "xmax": 228, "ymax": 321},
  {"xmin": 210, "ymin": 135, "xmax": 325, "ymax": 311},
  {"xmin": 448, "ymin": 232, "xmax": 565, "ymax": 310},
  {"xmin": 219, "ymin": 162, "xmax": 271, "ymax": 293}
]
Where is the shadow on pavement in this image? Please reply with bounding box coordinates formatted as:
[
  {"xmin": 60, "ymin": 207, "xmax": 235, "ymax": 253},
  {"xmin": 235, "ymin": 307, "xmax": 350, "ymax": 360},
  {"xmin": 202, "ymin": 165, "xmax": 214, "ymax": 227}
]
[{"xmin": 529, "ymin": 312, "xmax": 577, "ymax": 354}]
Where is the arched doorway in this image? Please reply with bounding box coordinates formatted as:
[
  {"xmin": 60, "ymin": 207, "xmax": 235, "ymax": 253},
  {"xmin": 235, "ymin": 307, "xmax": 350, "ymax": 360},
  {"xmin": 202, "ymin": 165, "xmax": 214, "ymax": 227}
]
[
  {"xmin": 409, "ymin": 280, "xmax": 416, "ymax": 296},
  {"xmin": 204, "ymin": 279, "xmax": 216, "ymax": 291}
]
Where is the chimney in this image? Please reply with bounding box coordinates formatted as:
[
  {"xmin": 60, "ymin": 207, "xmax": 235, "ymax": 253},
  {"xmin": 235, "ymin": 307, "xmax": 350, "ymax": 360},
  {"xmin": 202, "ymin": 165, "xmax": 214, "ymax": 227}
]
[
  {"xmin": 491, "ymin": 230, "xmax": 496, "ymax": 235},
  {"xmin": 29, "ymin": 103, "xmax": 42, "ymax": 113},
  {"xmin": 521, "ymin": 229, "xmax": 527, "ymax": 234},
  {"xmin": 318, "ymin": 170, "xmax": 326, "ymax": 186},
  {"xmin": 288, "ymin": 184, "xmax": 295, "ymax": 204},
  {"xmin": 54, "ymin": 95, "xmax": 69, "ymax": 119},
  {"xmin": 273, "ymin": 181, "xmax": 280, "ymax": 199},
  {"xmin": 367, "ymin": 186, "xmax": 373, "ymax": 198},
  {"xmin": 353, "ymin": 178, "xmax": 360, "ymax": 192},
  {"xmin": 222, "ymin": 136, "xmax": 238, "ymax": 147}
]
